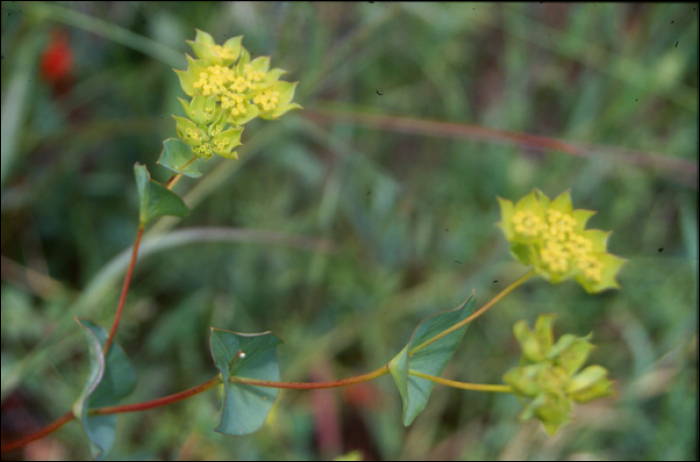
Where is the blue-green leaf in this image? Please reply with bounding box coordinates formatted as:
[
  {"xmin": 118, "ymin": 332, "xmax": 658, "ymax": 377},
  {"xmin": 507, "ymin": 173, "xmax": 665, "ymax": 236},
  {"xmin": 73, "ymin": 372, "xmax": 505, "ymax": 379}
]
[
  {"xmin": 73, "ymin": 318, "xmax": 137, "ymax": 460},
  {"xmin": 134, "ymin": 163, "xmax": 189, "ymax": 226},
  {"xmin": 209, "ymin": 328, "xmax": 283, "ymax": 435},
  {"xmin": 388, "ymin": 296, "xmax": 476, "ymax": 426},
  {"xmin": 157, "ymin": 138, "xmax": 203, "ymax": 178}
]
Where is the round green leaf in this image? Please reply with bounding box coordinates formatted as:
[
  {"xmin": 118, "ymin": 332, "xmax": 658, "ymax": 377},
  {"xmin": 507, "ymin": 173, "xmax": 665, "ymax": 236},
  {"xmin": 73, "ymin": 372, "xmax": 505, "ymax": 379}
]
[
  {"xmin": 209, "ymin": 328, "xmax": 283, "ymax": 435},
  {"xmin": 134, "ymin": 163, "xmax": 189, "ymax": 226},
  {"xmin": 157, "ymin": 138, "xmax": 203, "ymax": 178},
  {"xmin": 73, "ymin": 318, "xmax": 137, "ymax": 460}
]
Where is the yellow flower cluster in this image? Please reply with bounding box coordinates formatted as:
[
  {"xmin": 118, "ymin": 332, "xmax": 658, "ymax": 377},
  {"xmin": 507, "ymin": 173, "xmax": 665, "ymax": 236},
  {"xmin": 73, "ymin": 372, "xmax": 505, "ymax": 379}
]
[
  {"xmin": 498, "ymin": 189, "xmax": 625, "ymax": 293},
  {"xmin": 190, "ymin": 63, "xmax": 268, "ymax": 114},
  {"xmin": 172, "ymin": 30, "xmax": 300, "ymax": 161},
  {"xmin": 253, "ymin": 89, "xmax": 280, "ymax": 111},
  {"xmin": 512, "ymin": 207, "xmax": 603, "ymax": 282}
]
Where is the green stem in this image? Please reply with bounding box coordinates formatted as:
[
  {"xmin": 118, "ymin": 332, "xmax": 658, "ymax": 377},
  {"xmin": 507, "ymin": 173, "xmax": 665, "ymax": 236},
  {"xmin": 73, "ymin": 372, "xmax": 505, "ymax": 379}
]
[
  {"xmin": 0, "ymin": 411, "xmax": 75, "ymax": 453},
  {"xmin": 409, "ymin": 370, "xmax": 512, "ymax": 393},
  {"xmin": 90, "ymin": 376, "xmax": 221, "ymax": 416},
  {"xmin": 409, "ymin": 269, "xmax": 535, "ymax": 355},
  {"xmin": 103, "ymin": 225, "xmax": 144, "ymax": 355},
  {"xmin": 230, "ymin": 365, "xmax": 389, "ymax": 390}
]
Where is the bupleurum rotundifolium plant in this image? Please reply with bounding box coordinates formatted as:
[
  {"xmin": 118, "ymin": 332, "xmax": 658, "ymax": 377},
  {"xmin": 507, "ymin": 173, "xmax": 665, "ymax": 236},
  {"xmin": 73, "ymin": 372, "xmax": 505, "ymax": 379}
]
[{"xmin": 1, "ymin": 30, "xmax": 626, "ymax": 460}]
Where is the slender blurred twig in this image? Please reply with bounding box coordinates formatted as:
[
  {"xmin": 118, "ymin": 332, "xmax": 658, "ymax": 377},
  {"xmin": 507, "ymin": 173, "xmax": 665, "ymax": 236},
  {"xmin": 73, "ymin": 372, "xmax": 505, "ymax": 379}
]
[
  {"xmin": 0, "ymin": 255, "xmax": 68, "ymax": 300},
  {"xmin": 304, "ymin": 106, "xmax": 698, "ymax": 188}
]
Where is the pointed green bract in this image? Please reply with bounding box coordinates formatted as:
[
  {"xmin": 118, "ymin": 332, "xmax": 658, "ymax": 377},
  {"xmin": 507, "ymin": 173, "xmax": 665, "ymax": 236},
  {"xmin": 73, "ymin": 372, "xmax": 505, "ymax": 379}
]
[
  {"xmin": 134, "ymin": 163, "xmax": 189, "ymax": 226},
  {"xmin": 158, "ymin": 138, "xmax": 203, "ymax": 178},
  {"xmin": 389, "ymin": 296, "xmax": 476, "ymax": 426},
  {"xmin": 73, "ymin": 319, "xmax": 136, "ymax": 460},
  {"xmin": 178, "ymin": 95, "xmax": 221, "ymax": 126},
  {"xmin": 209, "ymin": 328, "xmax": 283, "ymax": 435},
  {"xmin": 504, "ymin": 314, "xmax": 614, "ymax": 435},
  {"xmin": 388, "ymin": 345, "xmax": 409, "ymax": 416},
  {"xmin": 187, "ymin": 30, "xmax": 242, "ymax": 66}
]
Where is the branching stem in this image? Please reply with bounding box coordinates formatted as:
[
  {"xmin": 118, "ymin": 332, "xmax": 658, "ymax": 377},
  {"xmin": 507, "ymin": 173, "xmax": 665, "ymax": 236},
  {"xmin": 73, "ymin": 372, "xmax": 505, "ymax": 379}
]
[
  {"xmin": 409, "ymin": 269, "xmax": 535, "ymax": 355},
  {"xmin": 164, "ymin": 156, "xmax": 197, "ymax": 189},
  {"xmin": 90, "ymin": 376, "xmax": 221, "ymax": 415},
  {"xmin": 230, "ymin": 365, "xmax": 389, "ymax": 390},
  {"xmin": 0, "ymin": 411, "xmax": 75, "ymax": 453},
  {"xmin": 409, "ymin": 370, "xmax": 512, "ymax": 393}
]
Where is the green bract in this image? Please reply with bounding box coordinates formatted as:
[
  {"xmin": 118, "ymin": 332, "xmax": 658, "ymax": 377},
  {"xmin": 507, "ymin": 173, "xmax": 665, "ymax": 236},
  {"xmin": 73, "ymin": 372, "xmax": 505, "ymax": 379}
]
[
  {"xmin": 497, "ymin": 189, "xmax": 626, "ymax": 293},
  {"xmin": 504, "ymin": 315, "xmax": 614, "ymax": 435},
  {"xmin": 389, "ymin": 297, "xmax": 476, "ymax": 426},
  {"xmin": 134, "ymin": 163, "xmax": 189, "ymax": 225},
  {"xmin": 178, "ymin": 95, "xmax": 221, "ymax": 126},
  {"xmin": 187, "ymin": 29, "xmax": 242, "ymax": 66},
  {"xmin": 172, "ymin": 30, "xmax": 301, "ymax": 161}
]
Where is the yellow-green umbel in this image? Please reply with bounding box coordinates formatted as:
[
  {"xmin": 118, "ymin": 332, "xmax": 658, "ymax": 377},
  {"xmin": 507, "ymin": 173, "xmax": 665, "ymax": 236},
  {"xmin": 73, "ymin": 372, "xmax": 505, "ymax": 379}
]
[
  {"xmin": 504, "ymin": 315, "xmax": 614, "ymax": 435},
  {"xmin": 172, "ymin": 30, "xmax": 301, "ymax": 161},
  {"xmin": 173, "ymin": 115, "xmax": 242, "ymax": 160},
  {"xmin": 497, "ymin": 189, "xmax": 626, "ymax": 293}
]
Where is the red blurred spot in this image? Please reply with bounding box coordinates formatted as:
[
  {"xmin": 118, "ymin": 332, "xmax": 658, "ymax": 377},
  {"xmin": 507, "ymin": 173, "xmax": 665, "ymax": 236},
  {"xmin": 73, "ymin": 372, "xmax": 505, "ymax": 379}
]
[
  {"xmin": 40, "ymin": 29, "xmax": 73, "ymax": 94},
  {"xmin": 343, "ymin": 382, "xmax": 382, "ymax": 409}
]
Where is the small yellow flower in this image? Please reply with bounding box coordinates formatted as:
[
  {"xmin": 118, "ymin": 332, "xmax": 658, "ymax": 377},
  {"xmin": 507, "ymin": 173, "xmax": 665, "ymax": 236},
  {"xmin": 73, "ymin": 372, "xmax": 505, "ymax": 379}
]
[{"xmin": 497, "ymin": 189, "xmax": 626, "ymax": 293}]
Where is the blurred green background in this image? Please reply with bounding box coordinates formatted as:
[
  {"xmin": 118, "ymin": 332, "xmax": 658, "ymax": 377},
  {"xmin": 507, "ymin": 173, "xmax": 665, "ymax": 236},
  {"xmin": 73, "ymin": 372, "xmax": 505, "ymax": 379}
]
[{"xmin": 1, "ymin": 2, "xmax": 697, "ymax": 460}]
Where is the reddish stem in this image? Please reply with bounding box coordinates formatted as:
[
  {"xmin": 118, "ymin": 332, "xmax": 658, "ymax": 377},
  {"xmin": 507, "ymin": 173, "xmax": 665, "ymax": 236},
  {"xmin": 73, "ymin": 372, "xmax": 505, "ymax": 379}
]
[
  {"xmin": 1, "ymin": 377, "xmax": 221, "ymax": 453},
  {"xmin": 1, "ymin": 411, "xmax": 74, "ymax": 453},
  {"xmin": 1, "ymin": 365, "xmax": 391, "ymax": 452},
  {"xmin": 164, "ymin": 173, "xmax": 182, "ymax": 188},
  {"xmin": 164, "ymin": 156, "xmax": 197, "ymax": 189},
  {"xmin": 104, "ymin": 225, "xmax": 144, "ymax": 355},
  {"xmin": 90, "ymin": 376, "xmax": 221, "ymax": 415},
  {"xmin": 230, "ymin": 365, "xmax": 389, "ymax": 389}
]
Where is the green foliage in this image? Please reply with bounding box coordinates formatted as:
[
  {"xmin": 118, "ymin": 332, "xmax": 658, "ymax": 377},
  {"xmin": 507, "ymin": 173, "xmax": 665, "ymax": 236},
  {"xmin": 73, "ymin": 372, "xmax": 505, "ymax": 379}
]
[
  {"xmin": 158, "ymin": 138, "xmax": 204, "ymax": 178},
  {"xmin": 134, "ymin": 163, "xmax": 189, "ymax": 225},
  {"xmin": 389, "ymin": 297, "xmax": 475, "ymax": 425},
  {"xmin": 73, "ymin": 319, "xmax": 136, "ymax": 460},
  {"xmin": 504, "ymin": 315, "xmax": 613, "ymax": 435},
  {"xmin": 209, "ymin": 329, "xmax": 283, "ymax": 435}
]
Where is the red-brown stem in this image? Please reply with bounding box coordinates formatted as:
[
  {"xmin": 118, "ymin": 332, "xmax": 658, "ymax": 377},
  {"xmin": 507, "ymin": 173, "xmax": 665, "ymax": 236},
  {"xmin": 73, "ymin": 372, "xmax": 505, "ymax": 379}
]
[
  {"xmin": 164, "ymin": 173, "xmax": 182, "ymax": 188},
  {"xmin": 103, "ymin": 225, "xmax": 144, "ymax": 355},
  {"xmin": 230, "ymin": 365, "xmax": 389, "ymax": 389},
  {"xmin": 1, "ymin": 366, "xmax": 392, "ymax": 452},
  {"xmin": 90, "ymin": 376, "xmax": 221, "ymax": 416},
  {"xmin": 1, "ymin": 411, "xmax": 74, "ymax": 453},
  {"xmin": 164, "ymin": 157, "xmax": 197, "ymax": 189},
  {"xmin": 1, "ymin": 377, "xmax": 221, "ymax": 453}
]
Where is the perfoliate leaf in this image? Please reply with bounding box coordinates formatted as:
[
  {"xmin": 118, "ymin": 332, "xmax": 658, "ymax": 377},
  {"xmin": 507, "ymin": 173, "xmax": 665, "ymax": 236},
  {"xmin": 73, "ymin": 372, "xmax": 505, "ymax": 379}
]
[
  {"xmin": 157, "ymin": 138, "xmax": 203, "ymax": 178},
  {"xmin": 73, "ymin": 318, "xmax": 136, "ymax": 460},
  {"xmin": 209, "ymin": 328, "xmax": 283, "ymax": 435},
  {"xmin": 134, "ymin": 163, "xmax": 189, "ymax": 226},
  {"xmin": 389, "ymin": 296, "xmax": 476, "ymax": 426}
]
